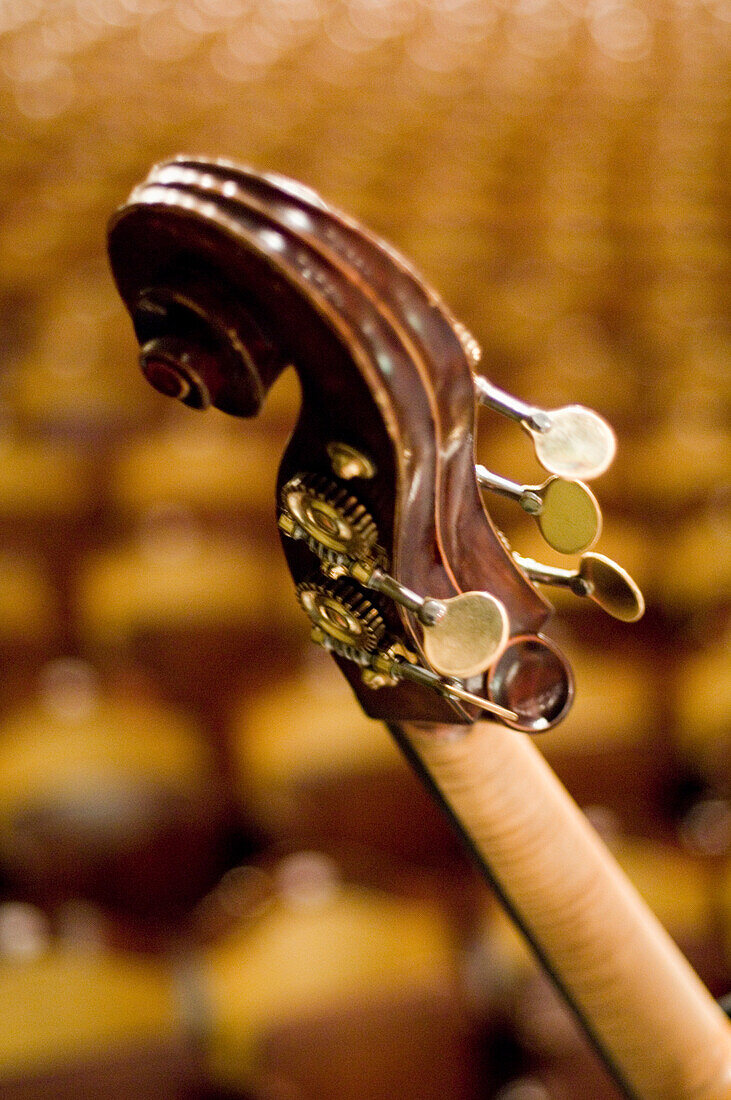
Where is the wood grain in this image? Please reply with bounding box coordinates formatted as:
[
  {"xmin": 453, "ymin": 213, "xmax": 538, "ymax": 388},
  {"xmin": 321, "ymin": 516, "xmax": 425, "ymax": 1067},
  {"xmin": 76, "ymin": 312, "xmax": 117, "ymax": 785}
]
[{"xmin": 398, "ymin": 719, "xmax": 731, "ymax": 1100}]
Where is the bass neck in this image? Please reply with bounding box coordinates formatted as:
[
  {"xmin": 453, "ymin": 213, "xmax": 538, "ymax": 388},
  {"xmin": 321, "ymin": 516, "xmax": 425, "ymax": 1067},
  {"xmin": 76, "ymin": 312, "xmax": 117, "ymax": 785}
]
[{"xmin": 392, "ymin": 718, "xmax": 731, "ymax": 1100}]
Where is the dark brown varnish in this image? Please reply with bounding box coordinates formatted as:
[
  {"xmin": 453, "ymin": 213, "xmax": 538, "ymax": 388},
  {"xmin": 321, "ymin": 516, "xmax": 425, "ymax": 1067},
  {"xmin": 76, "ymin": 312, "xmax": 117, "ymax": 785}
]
[{"xmin": 108, "ymin": 156, "xmax": 563, "ymax": 725}]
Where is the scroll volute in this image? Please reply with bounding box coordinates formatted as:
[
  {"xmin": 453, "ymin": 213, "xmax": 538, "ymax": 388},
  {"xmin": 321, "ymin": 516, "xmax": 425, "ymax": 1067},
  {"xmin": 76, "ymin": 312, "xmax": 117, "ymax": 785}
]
[{"xmin": 108, "ymin": 158, "xmax": 569, "ymax": 729}]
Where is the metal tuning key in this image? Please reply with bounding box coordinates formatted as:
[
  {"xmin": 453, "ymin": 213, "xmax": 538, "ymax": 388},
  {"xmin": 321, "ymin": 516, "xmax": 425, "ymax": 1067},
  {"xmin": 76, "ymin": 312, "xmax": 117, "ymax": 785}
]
[
  {"xmin": 475, "ymin": 466, "xmax": 601, "ymax": 555},
  {"xmin": 474, "ymin": 376, "xmax": 616, "ymax": 481},
  {"xmin": 348, "ymin": 564, "xmax": 509, "ymax": 680},
  {"xmin": 296, "ymin": 577, "xmax": 516, "ymax": 720},
  {"xmin": 514, "ymin": 551, "xmax": 645, "ymax": 622},
  {"xmin": 279, "ymin": 474, "xmax": 509, "ymax": 680}
]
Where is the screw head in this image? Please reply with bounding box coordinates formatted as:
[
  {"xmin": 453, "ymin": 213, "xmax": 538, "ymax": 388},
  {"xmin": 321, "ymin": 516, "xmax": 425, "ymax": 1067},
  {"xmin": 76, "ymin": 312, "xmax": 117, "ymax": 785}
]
[
  {"xmin": 141, "ymin": 356, "xmax": 192, "ymax": 401},
  {"xmin": 361, "ymin": 668, "xmax": 393, "ymax": 690},
  {"xmin": 326, "ymin": 441, "xmax": 375, "ymax": 480},
  {"xmin": 139, "ymin": 337, "xmax": 213, "ymax": 410}
]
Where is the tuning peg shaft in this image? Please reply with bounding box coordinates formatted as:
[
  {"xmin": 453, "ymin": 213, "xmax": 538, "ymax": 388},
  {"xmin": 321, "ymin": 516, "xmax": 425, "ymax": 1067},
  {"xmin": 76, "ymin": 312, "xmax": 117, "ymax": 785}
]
[
  {"xmin": 358, "ymin": 568, "xmax": 445, "ymax": 627},
  {"xmin": 369, "ymin": 652, "xmax": 518, "ymax": 722},
  {"xmin": 473, "ymin": 376, "xmax": 616, "ymax": 481},
  {"xmin": 475, "ymin": 466, "xmax": 601, "ymax": 555},
  {"xmin": 514, "ymin": 551, "xmax": 644, "ymax": 622}
]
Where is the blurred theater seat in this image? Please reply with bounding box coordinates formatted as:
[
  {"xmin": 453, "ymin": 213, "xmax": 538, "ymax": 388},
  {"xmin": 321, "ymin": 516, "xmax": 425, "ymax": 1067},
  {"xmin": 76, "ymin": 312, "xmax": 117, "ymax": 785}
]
[{"xmin": 0, "ymin": 1, "xmax": 727, "ymax": 1096}]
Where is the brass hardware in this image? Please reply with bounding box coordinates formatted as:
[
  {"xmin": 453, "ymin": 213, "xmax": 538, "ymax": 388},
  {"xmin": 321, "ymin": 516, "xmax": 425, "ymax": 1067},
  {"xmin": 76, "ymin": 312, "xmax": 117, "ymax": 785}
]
[
  {"xmin": 279, "ymin": 475, "xmax": 381, "ymax": 565},
  {"xmin": 514, "ymin": 551, "xmax": 645, "ymax": 623},
  {"xmin": 530, "ymin": 406, "xmax": 616, "ymax": 483},
  {"xmin": 327, "ymin": 442, "xmax": 375, "ymax": 480},
  {"xmin": 307, "ymin": 614, "xmax": 518, "ymax": 721},
  {"xmin": 296, "ymin": 579, "xmax": 386, "ymax": 651},
  {"xmin": 278, "ymin": 513, "xmax": 297, "ymax": 538},
  {"xmin": 361, "ymin": 667, "xmax": 395, "ymax": 689},
  {"xmin": 282, "ymin": 477, "xmax": 508, "ymax": 678},
  {"xmin": 474, "ymin": 376, "xmax": 616, "ymax": 481},
  {"xmin": 476, "ymin": 467, "xmax": 601, "ymax": 555},
  {"xmin": 360, "ymin": 641, "xmax": 416, "ymax": 689},
  {"xmin": 348, "ymin": 564, "xmax": 508, "ymax": 677},
  {"xmin": 296, "ymin": 577, "xmax": 515, "ymax": 719},
  {"xmin": 367, "ymin": 651, "xmax": 517, "ymax": 721},
  {"xmin": 351, "ymin": 564, "xmax": 508, "ymax": 678},
  {"xmin": 536, "ymin": 478, "xmax": 601, "ymax": 555},
  {"xmin": 352, "ymin": 564, "xmax": 445, "ymax": 627},
  {"xmin": 282, "ymin": 479, "xmax": 508, "ymax": 679},
  {"xmin": 577, "ymin": 553, "xmax": 645, "ymax": 622},
  {"xmin": 421, "ymin": 591, "xmax": 509, "ymax": 679}
]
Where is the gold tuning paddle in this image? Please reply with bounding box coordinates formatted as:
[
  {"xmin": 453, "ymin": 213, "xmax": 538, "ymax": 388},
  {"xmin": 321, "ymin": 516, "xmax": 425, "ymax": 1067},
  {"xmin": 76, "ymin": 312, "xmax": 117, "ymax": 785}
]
[
  {"xmin": 279, "ymin": 473, "xmax": 510, "ymax": 682},
  {"xmin": 420, "ymin": 591, "xmax": 509, "ymax": 680},
  {"xmin": 474, "ymin": 375, "xmax": 616, "ymax": 481},
  {"xmin": 514, "ymin": 551, "xmax": 645, "ymax": 622},
  {"xmin": 475, "ymin": 466, "xmax": 601, "ymax": 555}
]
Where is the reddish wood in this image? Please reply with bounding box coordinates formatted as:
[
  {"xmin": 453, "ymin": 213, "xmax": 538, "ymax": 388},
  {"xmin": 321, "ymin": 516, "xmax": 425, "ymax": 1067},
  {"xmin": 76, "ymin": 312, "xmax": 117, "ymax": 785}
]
[{"xmin": 108, "ymin": 156, "xmax": 565, "ymax": 726}]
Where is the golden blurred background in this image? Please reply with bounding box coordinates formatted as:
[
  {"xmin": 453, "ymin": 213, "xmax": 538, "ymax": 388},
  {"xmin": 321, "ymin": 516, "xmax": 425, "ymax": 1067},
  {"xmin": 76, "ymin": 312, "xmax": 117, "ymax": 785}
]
[{"xmin": 0, "ymin": 1, "xmax": 728, "ymax": 1097}]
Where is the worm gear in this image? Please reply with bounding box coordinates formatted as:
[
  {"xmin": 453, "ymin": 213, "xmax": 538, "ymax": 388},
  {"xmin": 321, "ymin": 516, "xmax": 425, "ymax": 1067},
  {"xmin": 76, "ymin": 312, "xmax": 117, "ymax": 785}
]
[
  {"xmin": 279, "ymin": 474, "xmax": 382, "ymax": 567},
  {"xmin": 296, "ymin": 578, "xmax": 386, "ymax": 657}
]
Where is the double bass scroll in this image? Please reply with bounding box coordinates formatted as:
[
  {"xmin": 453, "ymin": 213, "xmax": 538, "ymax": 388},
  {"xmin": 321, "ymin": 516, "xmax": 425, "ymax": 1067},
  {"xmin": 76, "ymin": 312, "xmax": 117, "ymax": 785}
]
[{"xmin": 108, "ymin": 156, "xmax": 731, "ymax": 1100}]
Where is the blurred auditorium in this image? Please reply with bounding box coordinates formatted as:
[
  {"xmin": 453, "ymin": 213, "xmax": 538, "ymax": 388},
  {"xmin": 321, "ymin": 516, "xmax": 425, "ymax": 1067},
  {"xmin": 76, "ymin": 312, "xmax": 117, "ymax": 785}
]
[{"xmin": 0, "ymin": 1, "xmax": 728, "ymax": 1097}]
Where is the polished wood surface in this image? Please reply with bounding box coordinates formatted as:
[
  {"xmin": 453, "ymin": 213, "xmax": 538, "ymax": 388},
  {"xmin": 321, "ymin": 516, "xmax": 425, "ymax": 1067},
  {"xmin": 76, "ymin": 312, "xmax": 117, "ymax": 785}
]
[
  {"xmin": 399, "ymin": 719, "xmax": 731, "ymax": 1100},
  {"xmin": 0, "ymin": 6, "xmax": 726, "ymax": 1096},
  {"xmin": 108, "ymin": 156, "xmax": 562, "ymax": 726}
]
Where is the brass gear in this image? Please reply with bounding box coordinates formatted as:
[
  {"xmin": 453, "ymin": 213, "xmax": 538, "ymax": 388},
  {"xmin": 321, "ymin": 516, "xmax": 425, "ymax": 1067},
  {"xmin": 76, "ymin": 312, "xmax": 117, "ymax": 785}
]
[
  {"xmin": 280, "ymin": 474, "xmax": 380, "ymax": 563},
  {"xmin": 296, "ymin": 578, "xmax": 386, "ymax": 653}
]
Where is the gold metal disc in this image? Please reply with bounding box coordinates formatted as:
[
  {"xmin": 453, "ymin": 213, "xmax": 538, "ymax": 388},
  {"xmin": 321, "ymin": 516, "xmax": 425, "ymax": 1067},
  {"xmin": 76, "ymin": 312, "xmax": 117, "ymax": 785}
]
[
  {"xmin": 579, "ymin": 553, "xmax": 645, "ymax": 622},
  {"xmin": 423, "ymin": 591, "xmax": 509, "ymax": 679},
  {"xmin": 531, "ymin": 406, "xmax": 616, "ymax": 481},
  {"xmin": 537, "ymin": 477, "xmax": 601, "ymax": 555}
]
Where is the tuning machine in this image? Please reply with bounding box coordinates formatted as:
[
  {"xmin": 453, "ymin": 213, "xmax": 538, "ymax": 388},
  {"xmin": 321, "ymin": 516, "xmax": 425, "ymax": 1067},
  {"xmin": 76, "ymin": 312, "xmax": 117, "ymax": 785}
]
[
  {"xmin": 349, "ymin": 563, "xmax": 509, "ymax": 680},
  {"xmin": 514, "ymin": 551, "xmax": 645, "ymax": 622},
  {"xmin": 278, "ymin": 473, "xmax": 381, "ymax": 568},
  {"xmin": 297, "ymin": 578, "xmax": 387, "ymax": 659},
  {"xmin": 476, "ymin": 466, "xmax": 601, "ymax": 555},
  {"xmin": 280, "ymin": 474, "xmax": 509, "ymax": 679},
  {"xmin": 474, "ymin": 375, "xmax": 616, "ymax": 482},
  {"xmin": 366, "ymin": 649, "xmax": 518, "ymax": 722},
  {"xmin": 296, "ymin": 576, "xmax": 517, "ymax": 722}
]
